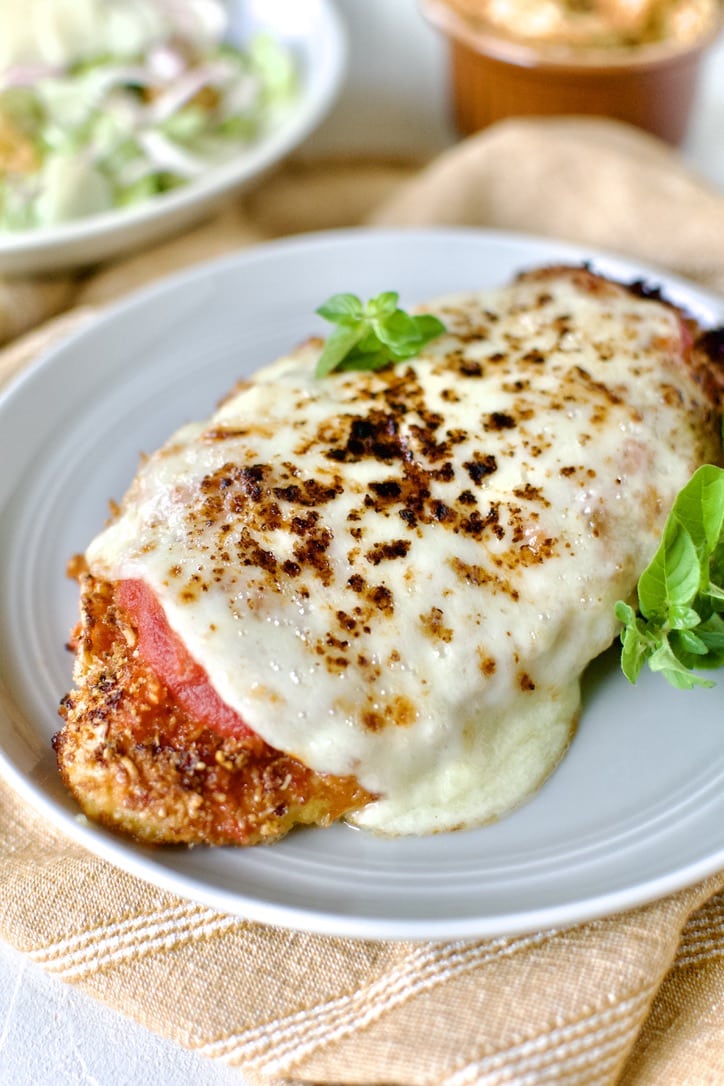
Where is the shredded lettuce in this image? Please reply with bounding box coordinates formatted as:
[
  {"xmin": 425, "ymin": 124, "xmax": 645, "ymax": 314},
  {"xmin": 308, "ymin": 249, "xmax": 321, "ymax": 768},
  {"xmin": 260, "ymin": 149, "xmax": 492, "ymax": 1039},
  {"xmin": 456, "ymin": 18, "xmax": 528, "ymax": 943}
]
[{"xmin": 0, "ymin": 30, "xmax": 296, "ymax": 230}]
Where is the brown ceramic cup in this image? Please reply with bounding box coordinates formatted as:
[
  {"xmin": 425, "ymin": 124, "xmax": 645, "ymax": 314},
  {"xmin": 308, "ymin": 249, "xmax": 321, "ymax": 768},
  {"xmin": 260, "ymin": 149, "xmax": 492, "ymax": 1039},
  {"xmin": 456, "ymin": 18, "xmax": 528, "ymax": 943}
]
[{"xmin": 421, "ymin": 0, "xmax": 722, "ymax": 145}]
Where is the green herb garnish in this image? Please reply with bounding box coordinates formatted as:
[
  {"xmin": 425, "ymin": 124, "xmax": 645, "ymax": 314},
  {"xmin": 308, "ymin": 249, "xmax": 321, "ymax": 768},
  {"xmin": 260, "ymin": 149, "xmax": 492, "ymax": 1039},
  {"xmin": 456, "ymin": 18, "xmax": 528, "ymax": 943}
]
[
  {"xmin": 314, "ymin": 291, "xmax": 446, "ymax": 379},
  {"xmin": 615, "ymin": 464, "xmax": 724, "ymax": 689}
]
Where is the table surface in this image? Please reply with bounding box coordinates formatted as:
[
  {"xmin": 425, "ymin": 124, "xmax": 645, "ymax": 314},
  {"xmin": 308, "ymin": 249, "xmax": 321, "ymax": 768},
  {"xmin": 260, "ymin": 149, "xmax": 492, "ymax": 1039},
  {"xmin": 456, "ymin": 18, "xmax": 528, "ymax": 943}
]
[{"xmin": 2, "ymin": 2, "xmax": 723, "ymax": 1083}]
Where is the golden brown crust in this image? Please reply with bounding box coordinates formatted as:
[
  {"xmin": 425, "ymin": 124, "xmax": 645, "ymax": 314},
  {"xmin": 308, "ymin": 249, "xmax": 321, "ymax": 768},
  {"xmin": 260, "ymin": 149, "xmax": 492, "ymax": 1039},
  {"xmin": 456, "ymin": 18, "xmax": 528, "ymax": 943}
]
[{"xmin": 54, "ymin": 576, "xmax": 372, "ymax": 846}]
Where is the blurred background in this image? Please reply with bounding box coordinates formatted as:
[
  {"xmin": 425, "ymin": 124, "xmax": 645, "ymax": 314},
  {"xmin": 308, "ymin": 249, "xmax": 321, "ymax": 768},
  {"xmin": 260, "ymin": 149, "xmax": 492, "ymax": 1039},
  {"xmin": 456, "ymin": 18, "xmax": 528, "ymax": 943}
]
[{"xmin": 306, "ymin": 0, "xmax": 724, "ymax": 181}]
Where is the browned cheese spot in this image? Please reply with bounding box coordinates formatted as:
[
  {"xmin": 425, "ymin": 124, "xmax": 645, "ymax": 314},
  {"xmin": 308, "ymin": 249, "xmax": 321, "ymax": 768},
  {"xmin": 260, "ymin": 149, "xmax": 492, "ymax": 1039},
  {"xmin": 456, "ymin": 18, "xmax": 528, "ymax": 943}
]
[
  {"xmin": 485, "ymin": 412, "xmax": 517, "ymax": 432},
  {"xmin": 449, "ymin": 556, "xmax": 520, "ymax": 601},
  {"xmin": 361, "ymin": 695, "xmax": 417, "ymax": 732},
  {"xmin": 477, "ymin": 650, "xmax": 497, "ymax": 677},
  {"xmin": 463, "ymin": 453, "xmax": 498, "ymax": 485},
  {"xmin": 419, "ymin": 607, "xmax": 454, "ymax": 644},
  {"xmin": 365, "ymin": 539, "xmax": 412, "ymax": 565},
  {"xmin": 182, "ymin": 461, "xmax": 347, "ymax": 591}
]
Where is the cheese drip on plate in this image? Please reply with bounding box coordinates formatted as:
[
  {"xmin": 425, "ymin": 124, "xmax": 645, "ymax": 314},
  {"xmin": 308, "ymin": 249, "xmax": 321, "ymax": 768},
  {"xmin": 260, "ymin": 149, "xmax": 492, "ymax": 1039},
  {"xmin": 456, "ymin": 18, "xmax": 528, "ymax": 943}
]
[{"xmin": 86, "ymin": 268, "xmax": 719, "ymax": 835}]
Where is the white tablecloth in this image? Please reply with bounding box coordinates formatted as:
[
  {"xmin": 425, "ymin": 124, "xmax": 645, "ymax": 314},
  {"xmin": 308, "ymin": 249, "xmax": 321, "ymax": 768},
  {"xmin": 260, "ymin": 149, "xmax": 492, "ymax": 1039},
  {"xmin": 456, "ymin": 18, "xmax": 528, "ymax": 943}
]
[{"xmin": 2, "ymin": 2, "xmax": 723, "ymax": 1082}]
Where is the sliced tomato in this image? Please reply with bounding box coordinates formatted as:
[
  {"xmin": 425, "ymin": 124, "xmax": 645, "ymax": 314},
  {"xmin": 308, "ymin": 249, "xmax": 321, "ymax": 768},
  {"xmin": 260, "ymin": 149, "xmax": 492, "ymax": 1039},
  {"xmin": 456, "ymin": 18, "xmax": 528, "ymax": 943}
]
[{"xmin": 116, "ymin": 578, "xmax": 254, "ymax": 739}]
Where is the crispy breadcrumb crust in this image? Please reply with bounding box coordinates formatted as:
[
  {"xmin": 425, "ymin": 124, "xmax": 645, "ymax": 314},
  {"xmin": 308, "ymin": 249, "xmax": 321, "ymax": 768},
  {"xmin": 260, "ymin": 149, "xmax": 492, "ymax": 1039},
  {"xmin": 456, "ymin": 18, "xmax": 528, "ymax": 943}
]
[
  {"xmin": 54, "ymin": 575, "xmax": 372, "ymax": 846},
  {"xmin": 54, "ymin": 267, "xmax": 724, "ymax": 848}
]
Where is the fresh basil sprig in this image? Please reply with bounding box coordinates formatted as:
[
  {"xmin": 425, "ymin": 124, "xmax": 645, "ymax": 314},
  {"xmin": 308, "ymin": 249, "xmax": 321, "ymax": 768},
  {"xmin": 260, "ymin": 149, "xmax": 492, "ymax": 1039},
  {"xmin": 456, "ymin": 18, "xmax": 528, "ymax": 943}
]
[
  {"xmin": 615, "ymin": 464, "xmax": 724, "ymax": 689},
  {"xmin": 314, "ymin": 291, "xmax": 446, "ymax": 379}
]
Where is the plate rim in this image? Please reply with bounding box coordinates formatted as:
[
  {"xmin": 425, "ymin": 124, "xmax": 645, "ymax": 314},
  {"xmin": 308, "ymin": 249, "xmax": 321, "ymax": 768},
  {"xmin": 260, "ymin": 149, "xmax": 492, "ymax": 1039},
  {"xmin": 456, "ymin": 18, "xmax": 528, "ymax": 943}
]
[
  {"xmin": 3, "ymin": 224, "xmax": 724, "ymax": 409},
  {"xmin": 2, "ymin": 739, "xmax": 724, "ymax": 942},
  {"xmin": 1, "ymin": 224, "xmax": 723, "ymax": 941}
]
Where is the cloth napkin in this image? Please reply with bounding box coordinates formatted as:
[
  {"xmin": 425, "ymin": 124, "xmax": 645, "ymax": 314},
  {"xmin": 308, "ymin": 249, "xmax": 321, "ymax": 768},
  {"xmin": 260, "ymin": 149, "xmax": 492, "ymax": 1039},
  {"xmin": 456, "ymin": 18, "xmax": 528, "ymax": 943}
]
[{"xmin": 2, "ymin": 117, "xmax": 724, "ymax": 1086}]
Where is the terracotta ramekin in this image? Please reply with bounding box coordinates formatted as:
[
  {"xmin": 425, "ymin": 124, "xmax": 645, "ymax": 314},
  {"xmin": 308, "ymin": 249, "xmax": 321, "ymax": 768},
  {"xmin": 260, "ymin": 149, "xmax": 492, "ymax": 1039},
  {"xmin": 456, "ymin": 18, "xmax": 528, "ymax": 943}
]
[{"xmin": 421, "ymin": 0, "xmax": 722, "ymax": 145}]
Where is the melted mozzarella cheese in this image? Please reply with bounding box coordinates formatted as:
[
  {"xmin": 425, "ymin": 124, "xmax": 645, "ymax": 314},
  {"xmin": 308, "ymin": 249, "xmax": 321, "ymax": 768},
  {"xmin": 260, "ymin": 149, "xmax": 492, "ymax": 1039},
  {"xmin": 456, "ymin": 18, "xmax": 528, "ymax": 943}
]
[{"xmin": 86, "ymin": 269, "xmax": 717, "ymax": 835}]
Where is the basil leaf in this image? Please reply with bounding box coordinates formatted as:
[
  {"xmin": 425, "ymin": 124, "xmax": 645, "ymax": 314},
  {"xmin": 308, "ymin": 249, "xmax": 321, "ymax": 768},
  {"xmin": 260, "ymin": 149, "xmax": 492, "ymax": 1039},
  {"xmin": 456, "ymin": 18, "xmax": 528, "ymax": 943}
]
[
  {"xmin": 694, "ymin": 613, "xmax": 724, "ymax": 660},
  {"xmin": 315, "ymin": 323, "xmax": 366, "ymax": 378},
  {"xmin": 374, "ymin": 308, "xmax": 421, "ymax": 351},
  {"xmin": 668, "ymin": 603, "xmax": 704, "ymax": 630},
  {"xmin": 316, "ymin": 293, "xmax": 364, "ymax": 324},
  {"xmin": 618, "ymin": 610, "xmax": 654, "ymax": 684},
  {"xmin": 413, "ymin": 313, "xmax": 447, "ymax": 340},
  {"xmin": 672, "ymin": 628, "xmax": 709, "ymax": 656},
  {"xmin": 637, "ymin": 520, "xmax": 700, "ymax": 620},
  {"xmin": 366, "ymin": 291, "xmax": 399, "ymax": 319},
  {"xmin": 671, "ymin": 463, "xmax": 724, "ymax": 556},
  {"xmin": 647, "ymin": 638, "xmax": 715, "ymax": 689},
  {"xmin": 706, "ymin": 580, "xmax": 724, "ymax": 603},
  {"xmin": 336, "ymin": 348, "xmax": 390, "ymax": 373},
  {"xmin": 315, "ymin": 290, "xmax": 447, "ymax": 377},
  {"xmin": 615, "ymin": 464, "xmax": 724, "ymax": 689}
]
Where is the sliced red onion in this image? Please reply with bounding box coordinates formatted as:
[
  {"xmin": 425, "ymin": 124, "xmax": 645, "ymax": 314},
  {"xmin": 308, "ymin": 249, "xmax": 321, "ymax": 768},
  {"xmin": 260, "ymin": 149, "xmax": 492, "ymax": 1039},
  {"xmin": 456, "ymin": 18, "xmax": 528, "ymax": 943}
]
[{"xmin": 0, "ymin": 62, "xmax": 63, "ymax": 89}]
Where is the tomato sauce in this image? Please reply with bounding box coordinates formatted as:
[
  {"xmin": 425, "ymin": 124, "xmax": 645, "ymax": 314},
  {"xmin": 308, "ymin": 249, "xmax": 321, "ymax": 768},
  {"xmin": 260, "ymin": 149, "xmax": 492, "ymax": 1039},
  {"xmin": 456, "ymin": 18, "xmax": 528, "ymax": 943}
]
[{"xmin": 116, "ymin": 579, "xmax": 254, "ymax": 738}]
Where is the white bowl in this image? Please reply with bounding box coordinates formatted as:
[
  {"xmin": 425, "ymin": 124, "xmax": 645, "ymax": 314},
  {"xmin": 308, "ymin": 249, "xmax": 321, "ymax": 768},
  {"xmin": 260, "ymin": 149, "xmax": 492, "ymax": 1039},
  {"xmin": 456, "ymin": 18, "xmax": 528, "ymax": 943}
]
[{"xmin": 0, "ymin": 0, "xmax": 346, "ymax": 277}]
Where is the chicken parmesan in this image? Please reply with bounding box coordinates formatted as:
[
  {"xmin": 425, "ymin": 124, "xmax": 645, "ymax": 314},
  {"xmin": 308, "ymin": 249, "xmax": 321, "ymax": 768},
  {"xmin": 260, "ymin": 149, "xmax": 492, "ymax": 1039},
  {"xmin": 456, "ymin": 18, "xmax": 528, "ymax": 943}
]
[{"xmin": 55, "ymin": 265, "xmax": 723, "ymax": 845}]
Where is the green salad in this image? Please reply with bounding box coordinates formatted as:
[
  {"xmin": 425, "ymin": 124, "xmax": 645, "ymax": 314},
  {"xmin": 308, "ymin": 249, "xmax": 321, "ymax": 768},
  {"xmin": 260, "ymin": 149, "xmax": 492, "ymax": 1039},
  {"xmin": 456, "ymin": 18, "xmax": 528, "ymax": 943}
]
[{"xmin": 0, "ymin": 3, "xmax": 296, "ymax": 230}]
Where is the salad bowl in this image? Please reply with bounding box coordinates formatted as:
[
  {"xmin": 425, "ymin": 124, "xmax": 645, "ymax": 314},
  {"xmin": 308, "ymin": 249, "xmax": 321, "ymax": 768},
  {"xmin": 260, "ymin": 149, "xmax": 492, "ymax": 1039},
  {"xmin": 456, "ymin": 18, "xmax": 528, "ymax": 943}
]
[{"xmin": 0, "ymin": 0, "xmax": 345, "ymax": 276}]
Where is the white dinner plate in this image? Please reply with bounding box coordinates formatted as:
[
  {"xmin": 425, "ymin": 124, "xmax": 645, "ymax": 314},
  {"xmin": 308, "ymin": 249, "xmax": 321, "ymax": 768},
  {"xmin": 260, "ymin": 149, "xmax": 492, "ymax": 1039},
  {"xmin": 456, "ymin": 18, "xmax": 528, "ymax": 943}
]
[
  {"xmin": 0, "ymin": 0, "xmax": 345, "ymax": 277},
  {"xmin": 1, "ymin": 227, "xmax": 723, "ymax": 941}
]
